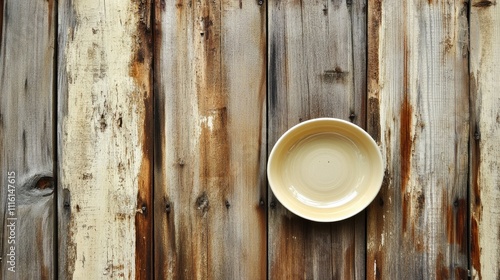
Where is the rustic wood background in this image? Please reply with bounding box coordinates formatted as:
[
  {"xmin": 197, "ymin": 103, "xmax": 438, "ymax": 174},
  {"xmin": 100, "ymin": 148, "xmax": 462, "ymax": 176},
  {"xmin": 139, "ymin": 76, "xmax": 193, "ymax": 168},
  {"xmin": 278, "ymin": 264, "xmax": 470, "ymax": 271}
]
[{"xmin": 1, "ymin": 0, "xmax": 499, "ymax": 279}]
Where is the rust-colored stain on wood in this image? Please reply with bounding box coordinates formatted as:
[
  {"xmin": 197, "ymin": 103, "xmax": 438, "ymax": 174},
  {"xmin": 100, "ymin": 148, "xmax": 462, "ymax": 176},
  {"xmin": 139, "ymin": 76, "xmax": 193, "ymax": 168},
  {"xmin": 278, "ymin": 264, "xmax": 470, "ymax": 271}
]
[
  {"xmin": 36, "ymin": 218, "xmax": 50, "ymax": 280},
  {"xmin": 400, "ymin": 92, "xmax": 413, "ymax": 233},
  {"xmin": 399, "ymin": 11, "xmax": 412, "ymax": 234},
  {"xmin": 471, "ymin": 217, "xmax": 482, "ymax": 279},
  {"xmin": 435, "ymin": 252, "xmax": 449, "ymax": 280},
  {"xmin": 47, "ymin": 0, "xmax": 54, "ymax": 33},
  {"xmin": 130, "ymin": 1, "xmax": 154, "ymax": 279},
  {"xmin": 455, "ymin": 267, "xmax": 468, "ymax": 279},
  {"xmin": 343, "ymin": 245, "xmax": 355, "ymax": 277},
  {"xmin": 135, "ymin": 92, "xmax": 153, "ymax": 280},
  {"xmin": 446, "ymin": 198, "xmax": 467, "ymax": 252}
]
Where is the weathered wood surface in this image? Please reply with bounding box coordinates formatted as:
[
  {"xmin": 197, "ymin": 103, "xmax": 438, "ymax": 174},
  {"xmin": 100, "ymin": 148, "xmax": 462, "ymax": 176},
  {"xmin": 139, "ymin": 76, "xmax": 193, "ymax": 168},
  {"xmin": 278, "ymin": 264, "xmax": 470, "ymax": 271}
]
[
  {"xmin": 0, "ymin": 0, "xmax": 55, "ymax": 279},
  {"xmin": 268, "ymin": 0, "xmax": 367, "ymax": 278},
  {"xmin": 470, "ymin": 1, "xmax": 500, "ymax": 279},
  {"xmin": 153, "ymin": 0, "xmax": 267, "ymax": 278},
  {"xmin": 1, "ymin": 0, "xmax": 500, "ymax": 278},
  {"xmin": 367, "ymin": 0, "xmax": 469, "ymax": 279},
  {"xmin": 57, "ymin": 0, "xmax": 153, "ymax": 278}
]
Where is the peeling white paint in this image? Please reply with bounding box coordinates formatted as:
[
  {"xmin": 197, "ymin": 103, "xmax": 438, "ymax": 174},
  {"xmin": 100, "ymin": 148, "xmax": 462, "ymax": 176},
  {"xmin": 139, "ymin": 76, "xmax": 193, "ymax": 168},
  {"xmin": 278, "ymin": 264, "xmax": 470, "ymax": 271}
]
[
  {"xmin": 61, "ymin": 0, "xmax": 147, "ymax": 278},
  {"xmin": 200, "ymin": 115, "xmax": 215, "ymax": 131}
]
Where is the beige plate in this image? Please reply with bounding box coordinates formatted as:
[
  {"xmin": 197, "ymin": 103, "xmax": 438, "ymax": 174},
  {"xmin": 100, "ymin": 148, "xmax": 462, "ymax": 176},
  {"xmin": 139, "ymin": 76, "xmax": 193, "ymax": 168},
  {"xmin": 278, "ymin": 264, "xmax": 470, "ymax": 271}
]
[{"xmin": 268, "ymin": 118, "xmax": 383, "ymax": 222}]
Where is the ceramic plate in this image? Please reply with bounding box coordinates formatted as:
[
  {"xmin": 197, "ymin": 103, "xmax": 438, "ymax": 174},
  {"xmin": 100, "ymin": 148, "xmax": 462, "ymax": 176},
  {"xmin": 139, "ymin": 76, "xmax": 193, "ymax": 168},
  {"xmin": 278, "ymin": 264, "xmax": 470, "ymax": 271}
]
[{"xmin": 267, "ymin": 118, "xmax": 383, "ymax": 222}]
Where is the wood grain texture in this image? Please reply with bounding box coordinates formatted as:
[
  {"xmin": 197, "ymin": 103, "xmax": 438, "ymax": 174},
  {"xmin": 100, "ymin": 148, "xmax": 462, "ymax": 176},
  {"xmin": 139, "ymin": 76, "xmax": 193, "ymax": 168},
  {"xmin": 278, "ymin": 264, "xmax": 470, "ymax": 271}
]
[
  {"xmin": 57, "ymin": 0, "xmax": 153, "ymax": 278},
  {"xmin": 367, "ymin": 0, "xmax": 469, "ymax": 279},
  {"xmin": 470, "ymin": 1, "xmax": 500, "ymax": 279},
  {"xmin": 268, "ymin": 0, "xmax": 366, "ymax": 279},
  {"xmin": 153, "ymin": 0, "xmax": 267, "ymax": 278},
  {"xmin": 0, "ymin": 0, "xmax": 55, "ymax": 279}
]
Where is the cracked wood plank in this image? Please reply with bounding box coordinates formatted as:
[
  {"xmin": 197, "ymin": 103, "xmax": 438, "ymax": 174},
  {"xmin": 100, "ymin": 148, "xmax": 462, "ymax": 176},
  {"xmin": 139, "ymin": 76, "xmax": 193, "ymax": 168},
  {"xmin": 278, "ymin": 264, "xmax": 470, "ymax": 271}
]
[
  {"xmin": 0, "ymin": 0, "xmax": 55, "ymax": 279},
  {"xmin": 57, "ymin": 0, "xmax": 153, "ymax": 278},
  {"xmin": 367, "ymin": 0, "xmax": 469, "ymax": 279},
  {"xmin": 153, "ymin": 0, "xmax": 267, "ymax": 278},
  {"xmin": 470, "ymin": 0, "xmax": 500, "ymax": 279},
  {"xmin": 268, "ymin": 0, "xmax": 366, "ymax": 279}
]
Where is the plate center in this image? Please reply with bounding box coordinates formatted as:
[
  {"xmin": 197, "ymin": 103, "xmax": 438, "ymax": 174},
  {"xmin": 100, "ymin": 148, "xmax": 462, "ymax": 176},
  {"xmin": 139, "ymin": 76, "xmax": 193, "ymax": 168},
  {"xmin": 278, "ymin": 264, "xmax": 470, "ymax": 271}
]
[{"xmin": 284, "ymin": 132, "xmax": 366, "ymax": 208}]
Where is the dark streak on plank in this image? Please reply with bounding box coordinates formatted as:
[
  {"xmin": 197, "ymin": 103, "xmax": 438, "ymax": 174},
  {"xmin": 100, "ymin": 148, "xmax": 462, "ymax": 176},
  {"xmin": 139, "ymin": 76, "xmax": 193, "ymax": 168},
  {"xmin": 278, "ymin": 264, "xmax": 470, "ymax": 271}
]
[
  {"xmin": 471, "ymin": 218, "xmax": 481, "ymax": 279},
  {"xmin": 469, "ymin": 71, "xmax": 483, "ymax": 279},
  {"xmin": 447, "ymin": 198, "xmax": 468, "ymax": 253},
  {"xmin": 269, "ymin": 39, "xmax": 278, "ymax": 112},
  {"xmin": 472, "ymin": 0, "xmax": 496, "ymax": 7},
  {"xmin": 131, "ymin": 1, "xmax": 154, "ymax": 279},
  {"xmin": 152, "ymin": 1, "xmax": 166, "ymax": 278},
  {"xmin": 0, "ymin": 0, "xmax": 3, "ymax": 49},
  {"xmin": 367, "ymin": 0, "xmax": 381, "ymax": 93},
  {"xmin": 368, "ymin": 97, "xmax": 381, "ymax": 143},
  {"xmin": 400, "ymin": 91, "xmax": 412, "ymax": 233}
]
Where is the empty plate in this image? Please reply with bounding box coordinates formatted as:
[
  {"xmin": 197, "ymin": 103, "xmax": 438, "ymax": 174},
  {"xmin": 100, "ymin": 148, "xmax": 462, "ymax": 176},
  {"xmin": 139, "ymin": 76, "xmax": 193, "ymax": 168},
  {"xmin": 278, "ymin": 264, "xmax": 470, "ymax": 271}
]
[{"xmin": 267, "ymin": 118, "xmax": 383, "ymax": 222}]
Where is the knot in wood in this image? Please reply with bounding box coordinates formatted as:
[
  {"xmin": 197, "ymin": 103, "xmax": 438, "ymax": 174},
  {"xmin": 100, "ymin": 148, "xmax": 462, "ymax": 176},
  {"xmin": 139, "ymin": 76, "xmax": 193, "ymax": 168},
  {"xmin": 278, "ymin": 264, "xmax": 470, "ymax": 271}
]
[
  {"xmin": 196, "ymin": 192, "xmax": 209, "ymax": 213},
  {"xmin": 270, "ymin": 200, "xmax": 277, "ymax": 209}
]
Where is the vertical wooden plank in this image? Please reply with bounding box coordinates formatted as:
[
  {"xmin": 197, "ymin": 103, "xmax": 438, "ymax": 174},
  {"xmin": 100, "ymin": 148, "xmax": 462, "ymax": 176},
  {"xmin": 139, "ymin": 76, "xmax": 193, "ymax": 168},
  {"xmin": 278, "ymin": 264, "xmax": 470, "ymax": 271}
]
[
  {"xmin": 268, "ymin": 0, "xmax": 366, "ymax": 279},
  {"xmin": 350, "ymin": 0, "xmax": 368, "ymax": 278},
  {"xmin": 470, "ymin": 1, "xmax": 500, "ymax": 279},
  {"xmin": 154, "ymin": 0, "xmax": 267, "ymax": 278},
  {"xmin": 367, "ymin": 0, "xmax": 469, "ymax": 279},
  {"xmin": 57, "ymin": 0, "xmax": 153, "ymax": 278},
  {"xmin": 0, "ymin": 0, "xmax": 55, "ymax": 279}
]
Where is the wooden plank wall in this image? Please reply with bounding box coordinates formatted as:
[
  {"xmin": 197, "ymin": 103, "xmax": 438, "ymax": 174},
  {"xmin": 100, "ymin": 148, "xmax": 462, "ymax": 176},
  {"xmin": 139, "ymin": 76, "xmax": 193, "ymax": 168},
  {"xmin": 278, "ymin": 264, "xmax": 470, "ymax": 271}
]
[
  {"xmin": 1, "ymin": 0, "xmax": 500, "ymax": 279},
  {"xmin": 470, "ymin": 0, "xmax": 500, "ymax": 279},
  {"xmin": 0, "ymin": 0, "xmax": 55, "ymax": 279},
  {"xmin": 268, "ymin": 0, "xmax": 366, "ymax": 279},
  {"xmin": 57, "ymin": 0, "xmax": 153, "ymax": 279},
  {"xmin": 367, "ymin": 0, "xmax": 469, "ymax": 279},
  {"xmin": 153, "ymin": 0, "xmax": 266, "ymax": 278}
]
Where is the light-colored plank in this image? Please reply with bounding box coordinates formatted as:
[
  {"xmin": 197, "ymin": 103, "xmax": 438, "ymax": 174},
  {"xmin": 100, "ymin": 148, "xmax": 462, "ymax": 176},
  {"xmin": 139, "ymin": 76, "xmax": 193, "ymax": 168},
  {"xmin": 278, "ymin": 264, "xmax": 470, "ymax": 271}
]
[
  {"xmin": 470, "ymin": 1, "xmax": 500, "ymax": 279},
  {"xmin": 0, "ymin": 0, "xmax": 55, "ymax": 279},
  {"xmin": 367, "ymin": 0, "xmax": 469, "ymax": 279},
  {"xmin": 57, "ymin": 0, "xmax": 153, "ymax": 278},
  {"xmin": 153, "ymin": 0, "xmax": 267, "ymax": 278},
  {"xmin": 268, "ymin": 0, "xmax": 366, "ymax": 278}
]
